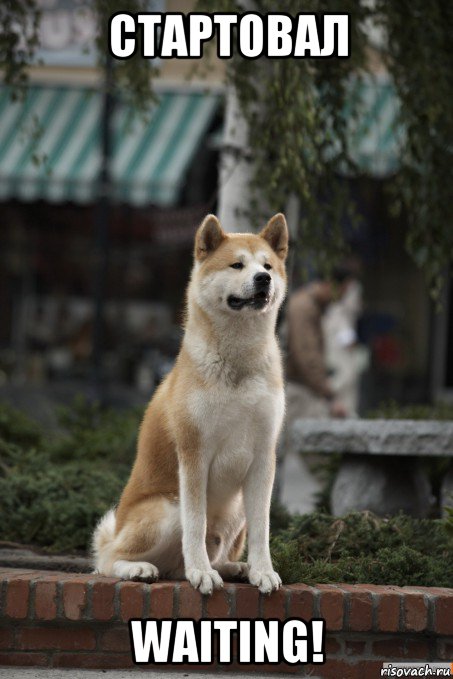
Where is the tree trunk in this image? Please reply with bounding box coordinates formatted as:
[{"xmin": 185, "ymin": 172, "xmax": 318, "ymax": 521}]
[{"xmin": 217, "ymin": 85, "xmax": 255, "ymax": 233}]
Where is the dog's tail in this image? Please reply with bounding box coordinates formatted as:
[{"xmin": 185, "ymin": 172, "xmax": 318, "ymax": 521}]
[{"xmin": 91, "ymin": 508, "xmax": 116, "ymax": 574}]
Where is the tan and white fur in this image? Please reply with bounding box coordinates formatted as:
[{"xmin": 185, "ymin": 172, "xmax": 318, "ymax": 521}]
[{"xmin": 92, "ymin": 213, "xmax": 289, "ymax": 595}]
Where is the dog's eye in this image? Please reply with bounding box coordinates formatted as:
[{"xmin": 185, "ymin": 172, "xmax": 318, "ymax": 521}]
[
  {"xmin": 230, "ymin": 262, "xmax": 244, "ymax": 270},
  {"xmin": 264, "ymin": 263, "xmax": 272, "ymax": 271}
]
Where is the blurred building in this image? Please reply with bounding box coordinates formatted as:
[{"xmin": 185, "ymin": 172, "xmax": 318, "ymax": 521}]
[
  {"xmin": 0, "ymin": 0, "xmax": 226, "ymax": 395},
  {"xmin": 0, "ymin": 2, "xmax": 450, "ymax": 408}
]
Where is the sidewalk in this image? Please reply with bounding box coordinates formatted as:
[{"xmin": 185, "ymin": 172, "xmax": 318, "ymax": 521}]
[{"xmin": 1, "ymin": 670, "xmax": 294, "ymax": 679}]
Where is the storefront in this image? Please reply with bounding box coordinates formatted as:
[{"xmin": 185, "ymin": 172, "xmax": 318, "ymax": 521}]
[{"xmin": 0, "ymin": 83, "xmax": 222, "ymax": 389}]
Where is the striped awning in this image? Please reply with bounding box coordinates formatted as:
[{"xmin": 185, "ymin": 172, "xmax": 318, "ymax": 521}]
[
  {"xmin": 345, "ymin": 74, "xmax": 403, "ymax": 177},
  {"xmin": 0, "ymin": 86, "xmax": 220, "ymax": 206}
]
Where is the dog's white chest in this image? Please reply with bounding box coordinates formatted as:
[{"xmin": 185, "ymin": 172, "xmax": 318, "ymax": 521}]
[
  {"xmin": 188, "ymin": 377, "xmax": 284, "ymax": 503},
  {"xmin": 189, "ymin": 375, "xmax": 279, "ymax": 440}
]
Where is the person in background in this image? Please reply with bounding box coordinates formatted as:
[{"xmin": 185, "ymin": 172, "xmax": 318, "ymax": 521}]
[
  {"xmin": 274, "ymin": 268, "xmax": 354, "ymax": 508},
  {"xmin": 323, "ymin": 278, "xmax": 369, "ymax": 417},
  {"xmin": 285, "ymin": 268, "xmax": 353, "ymax": 423}
]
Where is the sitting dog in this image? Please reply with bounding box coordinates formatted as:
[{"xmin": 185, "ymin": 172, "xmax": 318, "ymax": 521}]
[{"xmin": 93, "ymin": 213, "xmax": 288, "ymax": 594}]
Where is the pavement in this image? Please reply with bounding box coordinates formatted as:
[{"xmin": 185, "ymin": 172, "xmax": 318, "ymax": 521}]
[{"xmin": 0, "ymin": 670, "xmax": 300, "ymax": 678}]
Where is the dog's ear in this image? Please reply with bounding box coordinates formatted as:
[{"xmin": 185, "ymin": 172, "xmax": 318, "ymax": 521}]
[
  {"xmin": 259, "ymin": 213, "xmax": 289, "ymax": 260},
  {"xmin": 195, "ymin": 214, "xmax": 226, "ymax": 261}
]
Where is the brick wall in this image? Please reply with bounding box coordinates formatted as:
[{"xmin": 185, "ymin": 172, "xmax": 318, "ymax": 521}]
[{"xmin": 0, "ymin": 568, "xmax": 452, "ymax": 676}]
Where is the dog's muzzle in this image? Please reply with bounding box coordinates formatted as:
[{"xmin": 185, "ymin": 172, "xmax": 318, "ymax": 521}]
[{"xmin": 227, "ymin": 273, "xmax": 272, "ymax": 310}]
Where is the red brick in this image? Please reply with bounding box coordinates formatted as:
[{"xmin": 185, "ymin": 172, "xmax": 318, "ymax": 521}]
[
  {"xmin": 403, "ymin": 592, "xmax": 428, "ymax": 632},
  {"xmin": 234, "ymin": 583, "xmax": 259, "ymax": 619},
  {"xmin": 178, "ymin": 582, "xmax": 202, "ymax": 620},
  {"xmin": 325, "ymin": 636, "xmax": 342, "ymax": 654},
  {"xmin": 119, "ymin": 581, "xmax": 144, "ymax": 621},
  {"xmin": 60, "ymin": 574, "xmax": 98, "ymax": 582},
  {"xmin": 0, "ymin": 569, "xmax": 35, "ymax": 578},
  {"xmin": 18, "ymin": 627, "xmax": 96, "ymax": 651},
  {"xmin": 351, "ymin": 584, "xmax": 388, "ymax": 594},
  {"xmin": 91, "ymin": 579, "xmax": 118, "ymax": 621},
  {"xmin": 63, "ymin": 581, "xmax": 87, "ymax": 621},
  {"xmin": 347, "ymin": 589, "xmax": 373, "ymax": 631},
  {"xmin": 437, "ymin": 639, "xmax": 453, "ymax": 660},
  {"xmin": 376, "ymin": 592, "xmax": 401, "ymax": 632},
  {"xmin": 34, "ymin": 581, "xmax": 57, "ymax": 620},
  {"xmin": 99, "ymin": 627, "xmax": 131, "ymax": 652},
  {"xmin": 435, "ymin": 594, "xmax": 453, "ymax": 635},
  {"xmin": 405, "ymin": 639, "xmax": 430, "ymax": 659},
  {"xmin": 404, "ymin": 585, "xmax": 452, "ymax": 596},
  {"xmin": 0, "ymin": 627, "xmax": 13, "ymax": 649},
  {"xmin": 355, "ymin": 660, "xmax": 390, "ymax": 678},
  {"xmin": 33, "ymin": 572, "xmax": 74, "ymax": 583},
  {"xmin": 344, "ymin": 640, "xmax": 366, "ymax": 656},
  {"xmin": 373, "ymin": 638, "xmax": 407, "ymax": 658},
  {"xmin": 5, "ymin": 576, "xmax": 32, "ymax": 618},
  {"xmin": 318, "ymin": 586, "xmax": 344, "ymax": 631},
  {"xmin": 205, "ymin": 586, "xmax": 231, "ymax": 618},
  {"xmin": 321, "ymin": 658, "xmax": 360, "ymax": 679},
  {"xmin": 261, "ymin": 587, "xmax": 286, "ymax": 619},
  {"xmin": 0, "ymin": 652, "xmax": 49, "ymax": 667},
  {"xmin": 149, "ymin": 582, "xmax": 174, "ymax": 618},
  {"xmin": 288, "ymin": 585, "xmax": 315, "ymax": 620},
  {"xmin": 53, "ymin": 653, "xmax": 134, "ymax": 669}
]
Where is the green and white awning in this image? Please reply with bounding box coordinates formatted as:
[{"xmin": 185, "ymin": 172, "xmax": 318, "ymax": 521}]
[
  {"xmin": 345, "ymin": 74, "xmax": 403, "ymax": 177},
  {"xmin": 0, "ymin": 86, "xmax": 220, "ymax": 206},
  {"xmin": 0, "ymin": 76, "xmax": 402, "ymax": 206}
]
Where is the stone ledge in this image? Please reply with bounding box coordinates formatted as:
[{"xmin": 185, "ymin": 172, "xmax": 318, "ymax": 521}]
[
  {"xmin": 0, "ymin": 548, "xmax": 91, "ymax": 574},
  {"xmin": 291, "ymin": 419, "xmax": 453, "ymax": 456},
  {"xmin": 0, "ymin": 568, "xmax": 452, "ymax": 675}
]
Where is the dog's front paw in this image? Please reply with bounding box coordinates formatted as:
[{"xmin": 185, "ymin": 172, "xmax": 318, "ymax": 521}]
[
  {"xmin": 186, "ymin": 568, "xmax": 223, "ymax": 595},
  {"xmin": 218, "ymin": 561, "xmax": 249, "ymax": 580},
  {"xmin": 248, "ymin": 567, "xmax": 282, "ymax": 594},
  {"xmin": 113, "ymin": 560, "xmax": 159, "ymax": 582}
]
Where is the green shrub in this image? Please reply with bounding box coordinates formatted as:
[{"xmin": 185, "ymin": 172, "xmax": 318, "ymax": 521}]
[
  {"xmin": 0, "ymin": 402, "xmax": 43, "ymax": 448},
  {"xmin": 270, "ymin": 511, "xmax": 453, "ymax": 587},
  {"xmin": 269, "ymin": 499, "xmax": 292, "ymax": 532},
  {"xmin": 0, "ymin": 399, "xmax": 140, "ymax": 552},
  {"xmin": 0, "ymin": 441, "xmax": 125, "ymax": 552},
  {"xmin": 49, "ymin": 396, "xmax": 140, "ymax": 465},
  {"xmin": 367, "ymin": 400, "xmax": 453, "ymax": 421}
]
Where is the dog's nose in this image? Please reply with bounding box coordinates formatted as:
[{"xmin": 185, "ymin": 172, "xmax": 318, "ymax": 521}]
[{"xmin": 254, "ymin": 272, "xmax": 271, "ymax": 288}]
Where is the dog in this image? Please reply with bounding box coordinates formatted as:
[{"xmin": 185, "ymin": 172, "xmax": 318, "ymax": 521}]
[{"xmin": 92, "ymin": 212, "xmax": 288, "ymax": 595}]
